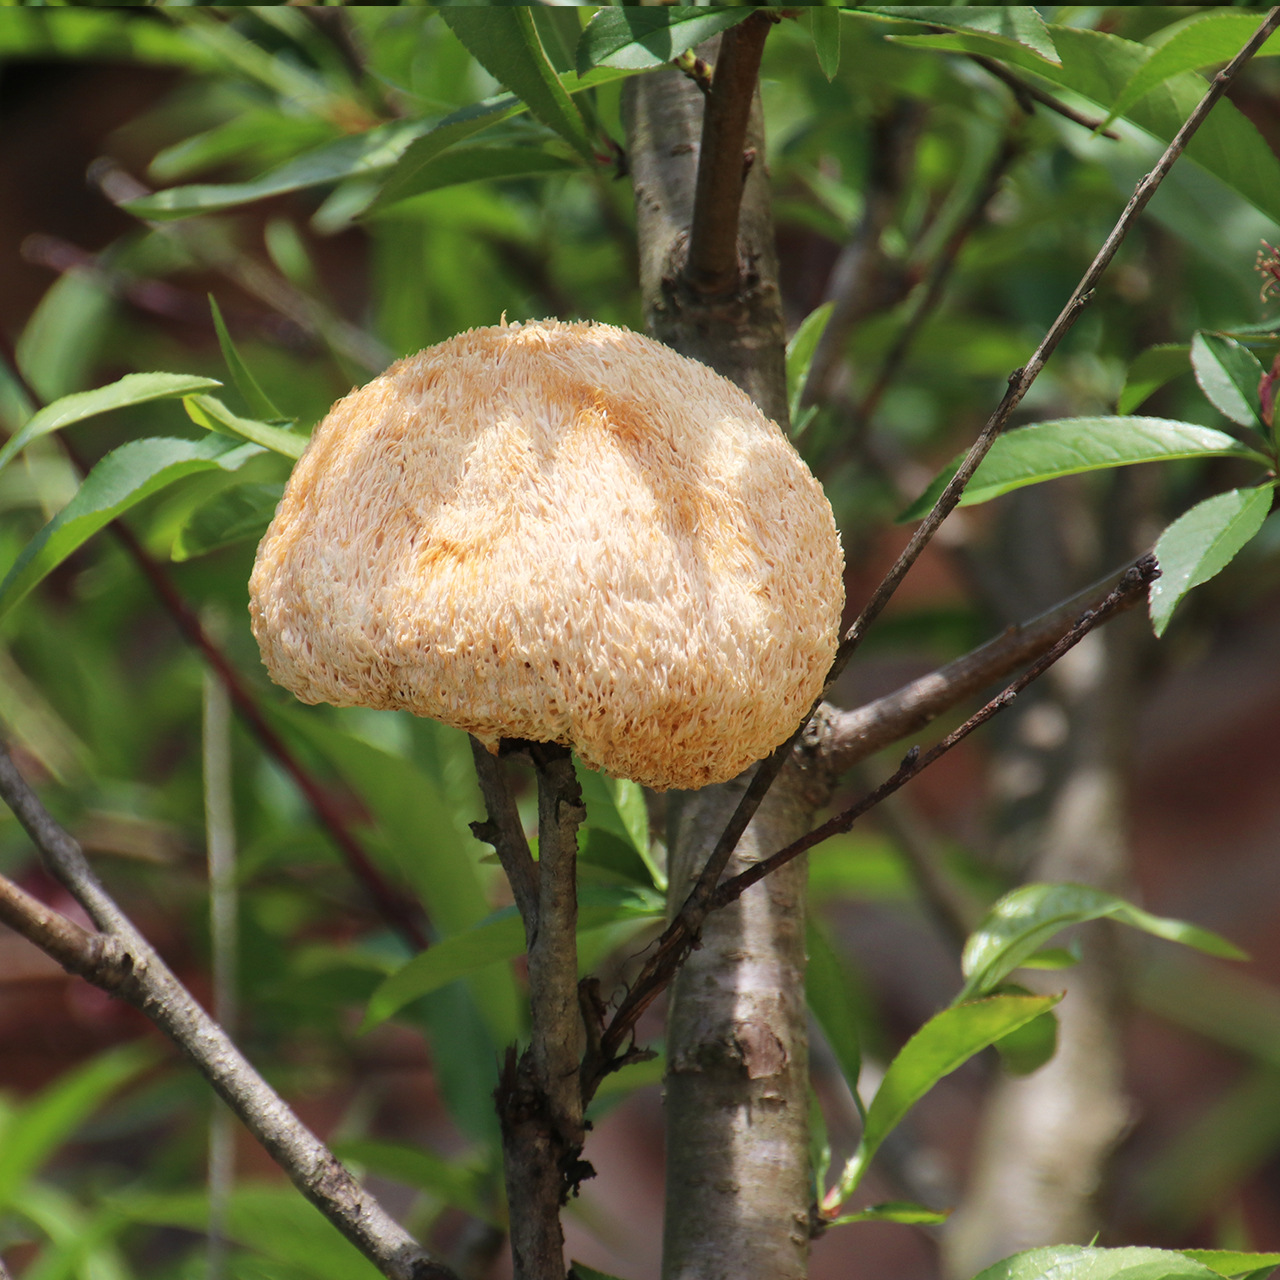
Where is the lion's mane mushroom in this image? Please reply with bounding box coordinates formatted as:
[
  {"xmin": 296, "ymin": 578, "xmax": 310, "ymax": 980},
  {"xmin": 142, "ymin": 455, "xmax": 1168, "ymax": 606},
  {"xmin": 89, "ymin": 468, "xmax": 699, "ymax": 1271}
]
[{"xmin": 249, "ymin": 319, "xmax": 844, "ymax": 792}]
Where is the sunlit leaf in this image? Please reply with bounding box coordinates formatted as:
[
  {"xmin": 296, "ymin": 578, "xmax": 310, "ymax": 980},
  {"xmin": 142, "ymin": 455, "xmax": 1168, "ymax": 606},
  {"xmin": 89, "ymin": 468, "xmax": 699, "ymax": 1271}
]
[
  {"xmin": 856, "ymin": 7, "xmax": 1059, "ymax": 65},
  {"xmin": 972, "ymin": 1245, "xmax": 1232, "ymax": 1280},
  {"xmin": 1183, "ymin": 1249, "xmax": 1280, "ymax": 1280},
  {"xmin": 959, "ymin": 883, "xmax": 1246, "ymax": 1002},
  {"xmin": 574, "ymin": 761, "xmax": 661, "ymax": 890},
  {"xmin": 0, "ymin": 436, "xmax": 263, "ymax": 622},
  {"xmin": 786, "ymin": 300, "xmax": 835, "ymax": 431},
  {"xmin": 1191, "ymin": 332, "xmax": 1266, "ymax": 430},
  {"xmin": 209, "ymin": 295, "xmax": 283, "ymax": 422},
  {"xmin": 900, "ymin": 418, "xmax": 1262, "ymax": 521},
  {"xmin": 576, "ymin": 7, "xmax": 752, "ymax": 74},
  {"xmin": 183, "ymin": 394, "xmax": 307, "ymax": 459},
  {"xmin": 828, "ymin": 1200, "xmax": 950, "ymax": 1226},
  {"xmin": 1150, "ymin": 486, "xmax": 1275, "ymax": 637},
  {"xmin": 0, "ymin": 372, "xmax": 222, "ymax": 477}
]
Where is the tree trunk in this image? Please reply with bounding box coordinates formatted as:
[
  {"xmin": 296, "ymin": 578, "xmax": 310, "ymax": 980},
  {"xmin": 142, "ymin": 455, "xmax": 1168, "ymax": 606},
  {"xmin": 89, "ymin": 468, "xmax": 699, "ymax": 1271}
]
[{"xmin": 623, "ymin": 59, "xmax": 830, "ymax": 1280}]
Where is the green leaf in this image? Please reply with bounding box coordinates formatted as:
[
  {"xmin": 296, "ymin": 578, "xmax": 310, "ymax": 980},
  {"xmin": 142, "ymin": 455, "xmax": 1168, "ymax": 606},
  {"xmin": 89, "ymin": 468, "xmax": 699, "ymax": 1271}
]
[
  {"xmin": 362, "ymin": 885, "xmax": 664, "ymax": 1032},
  {"xmin": 786, "ymin": 300, "xmax": 835, "ymax": 431},
  {"xmin": 805, "ymin": 920, "xmax": 863, "ymax": 1104},
  {"xmin": 810, "ymin": 9, "xmax": 842, "ymax": 81},
  {"xmin": 992, "ymin": 996, "xmax": 1059, "ymax": 1076},
  {"xmin": 899, "ymin": 418, "xmax": 1262, "ymax": 522},
  {"xmin": 209, "ymin": 295, "xmax": 283, "ymax": 422},
  {"xmin": 856, "ymin": 7, "xmax": 1059, "ymax": 65},
  {"xmin": 172, "ymin": 480, "xmax": 284, "ymax": 562},
  {"xmin": 1018, "ymin": 945, "xmax": 1080, "ymax": 971},
  {"xmin": 1101, "ymin": 13, "xmax": 1280, "ymax": 132},
  {"xmin": 873, "ymin": 26, "xmax": 1280, "ymax": 227},
  {"xmin": 1191, "ymin": 332, "xmax": 1266, "ymax": 430},
  {"xmin": 576, "ymin": 7, "xmax": 753, "ymax": 74},
  {"xmin": 826, "ymin": 994, "xmax": 1061, "ymax": 1208},
  {"xmin": 574, "ymin": 761, "xmax": 662, "ymax": 890},
  {"xmin": 1117, "ymin": 344, "xmax": 1191, "ymax": 415},
  {"xmin": 972, "ymin": 1245, "xmax": 1229, "ymax": 1280},
  {"xmin": 441, "ymin": 8, "xmax": 594, "ymax": 163},
  {"xmin": 1182, "ymin": 1250, "xmax": 1280, "ymax": 1279},
  {"xmin": 0, "ymin": 10, "xmax": 217, "ymax": 69},
  {"xmin": 367, "ymin": 143, "xmax": 577, "ymax": 211},
  {"xmin": 570, "ymin": 1265, "xmax": 628, "ymax": 1280},
  {"xmin": 329, "ymin": 1139, "xmax": 493, "ymax": 1223},
  {"xmin": 1150, "ymin": 486, "xmax": 1275, "ymax": 637},
  {"xmin": 183, "ymin": 394, "xmax": 307, "ymax": 459},
  {"xmin": 0, "ymin": 435, "xmax": 263, "ymax": 622},
  {"xmin": 122, "ymin": 117, "xmax": 433, "ymax": 220},
  {"xmin": 0, "ymin": 371, "xmax": 222, "ymax": 477},
  {"xmin": 0, "ymin": 1045, "xmax": 151, "ymax": 1213},
  {"xmin": 959, "ymin": 883, "xmax": 1246, "ymax": 1003},
  {"xmin": 828, "ymin": 1200, "xmax": 950, "ymax": 1226}
]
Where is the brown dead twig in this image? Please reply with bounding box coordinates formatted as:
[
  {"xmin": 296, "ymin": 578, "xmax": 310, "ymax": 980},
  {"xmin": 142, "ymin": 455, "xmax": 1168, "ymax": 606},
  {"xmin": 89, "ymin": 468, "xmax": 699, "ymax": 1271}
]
[
  {"xmin": 0, "ymin": 742, "xmax": 455, "ymax": 1280},
  {"xmin": 592, "ymin": 5, "xmax": 1280, "ymax": 1076}
]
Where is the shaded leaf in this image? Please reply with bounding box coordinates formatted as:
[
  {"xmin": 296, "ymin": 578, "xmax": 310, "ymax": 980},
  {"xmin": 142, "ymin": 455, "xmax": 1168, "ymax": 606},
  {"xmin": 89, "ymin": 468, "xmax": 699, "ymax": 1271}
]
[
  {"xmin": 1150, "ymin": 486, "xmax": 1275, "ymax": 637},
  {"xmin": 959, "ymin": 883, "xmax": 1245, "ymax": 1002},
  {"xmin": 805, "ymin": 920, "xmax": 863, "ymax": 1104},
  {"xmin": 123, "ymin": 118, "xmax": 433, "ymax": 220},
  {"xmin": 856, "ymin": 7, "xmax": 1059, "ymax": 65},
  {"xmin": 369, "ymin": 143, "xmax": 577, "ymax": 211},
  {"xmin": 0, "ymin": 372, "xmax": 222, "ymax": 477},
  {"xmin": 362, "ymin": 886, "xmax": 664, "ymax": 1032},
  {"xmin": 574, "ymin": 761, "xmax": 661, "ymax": 889},
  {"xmin": 991, "ymin": 994, "xmax": 1059, "ymax": 1076},
  {"xmin": 900, "ymin": 418, "xmax": 1262, "ymax": 521},
  {"xmin": 826, "ymin": 993, "xmax": 1061, "ymax": 1207},
  {"xmin": 209, "ymin": 295, "xmax": 283, "ymax": 422},
  {"xmin": 570, "ymin": 1265, "xmax": 628, "ymax": 1280},
  {"xmin": 1101, "ymin": 13, "xmax": 1280, "ymax": 131},
  {"xmin": 172, "ymin": 480, "xmax": 284, "ymax": 562},
  {"xmin": 810, "ymin": 9, "xmax": 842, "ymax": 81},
  {"xmin": 577, "ymin": 7, "xmax": 752, "ymax": 74},
  {"xmin": 1183, "ymin": 1250, "xmax": 1280, "ymax": 1280},
  {"xmin": 786, "ymin": 300, "xmax": 835, "ymax": 431},
  {"xmin": 1117, "ymin": 344, "xmax": 1190, "ymax": 415},
  {"xmin": 0, "ymin": 436, "xmax": 263, "ymax": 622},
  {"xmin": 0, "ymin": 10, "xmax": 216, "ymax": 69},
  {"xmin": 973, "ymin": 1245, "xmax": 1229, "ymax": 1280},
  {"xmin": 1191, "ymin": 332, "xmax": 1266, "ymax": 429},
  {"xmin": 441, "ymin": 8, "xmax": 593, "ymax": 163},
  {"xmin": 329, "ymin": 1139, "xmax": 493, "ymax": 1223},
  {"xmin": 184, "ymin": 394, "xmax": 307, "ymax": 459}
]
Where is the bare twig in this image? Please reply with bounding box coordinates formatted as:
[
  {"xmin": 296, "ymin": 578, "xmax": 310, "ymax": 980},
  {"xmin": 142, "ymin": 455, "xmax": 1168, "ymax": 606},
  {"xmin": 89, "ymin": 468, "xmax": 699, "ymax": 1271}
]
[
  {"xmin": 0, "ymin": 742, "xmax": 454, "ymax": 1280},
  {"xmin": 621, "ymin": 4, "xmax": 1280, "ymax": 994},
  {"xmin": 820, "ymin": 557, "xmax": 1148, "ymax": 774},
  {"xmin": 686, "ymin": 11, "xmax": 776, "ymax": 297},
  {"xmin": 710, "ymin": 556, "xmax": 1158, "ymax": 908},
  {"xmin": 0, "ymin": 337, "xmax": 429, "ymax": 953},
  {"xmin": 969, "ymin": 54, "xmax": 1121, "ymax": 139},
  {"xmin": 468, "ymin": 737, "xmax": 539, "ymax": 935}
]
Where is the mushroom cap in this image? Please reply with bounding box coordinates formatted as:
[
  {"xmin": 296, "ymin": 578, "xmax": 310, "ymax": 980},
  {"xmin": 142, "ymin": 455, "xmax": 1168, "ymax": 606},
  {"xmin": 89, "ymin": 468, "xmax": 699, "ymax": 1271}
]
[{"xmin": 249, "ymin": 319, "xmax": 844, "ymax": 791}]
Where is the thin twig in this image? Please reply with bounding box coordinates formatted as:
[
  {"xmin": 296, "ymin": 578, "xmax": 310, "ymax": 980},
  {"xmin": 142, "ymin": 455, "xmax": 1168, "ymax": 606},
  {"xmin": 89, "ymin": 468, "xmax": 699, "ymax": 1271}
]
[
  {"xmin": 0, "ymin": 742, "xmax": 455, "ymax": 1280},
  {"xmin": 0, "ymin": 337, "xmax": 429, "ymax": 953},
  {"xmin": 685, "ymin": 11, "xmax": 775, "ymax": 297},
  {"xmin": 468, "ymin": 737, "xmax": 538, "ymax": 937},
  {"xmin": 969, "ymin": 54, "xmax": 1121, "ymax": 139},
  {"xmin": 621, "ymin": 4, "xmax": 1280, "ymax": 1001},
  {"xmin": 709, "ymin": 555, "xmax": 1159, "ymax": 909}
]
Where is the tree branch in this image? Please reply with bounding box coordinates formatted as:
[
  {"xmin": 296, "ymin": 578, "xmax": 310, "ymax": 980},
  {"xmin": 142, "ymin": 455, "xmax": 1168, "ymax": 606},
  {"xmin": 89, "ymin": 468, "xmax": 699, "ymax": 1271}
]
[
  {"xmin": 711, "ymin": 556, "xmax": 1159, "ymax": 908},
  {"xmin": 969, "ymin": 54, "xmax": 1121, "ymax": 140},
  {"xmin": 468, "ymin": 737, "xmax": 539, "ymax": 937},
  {"xmin": 630, "ymin": 4, "xmax": 1280, "ymax": 978},
  {"xmin": 0, "ymin": 741, "xmax": 454, "ymax": 1280},
  {"xmin": 686, "ymin": 11, "xmax": 776, "ymax": 297}
]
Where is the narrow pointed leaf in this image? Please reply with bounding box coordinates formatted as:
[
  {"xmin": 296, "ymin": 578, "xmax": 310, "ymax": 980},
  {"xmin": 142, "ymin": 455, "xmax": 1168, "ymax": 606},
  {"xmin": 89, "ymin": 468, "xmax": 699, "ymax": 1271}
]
[
  {"xmin": 786, "ymin": 301, "xmax": 835, "ymax": 429},
  {"xmin": 1191, "ymin": 332, "xmax": 1266, "ymax": 429},
  {"xmin": 183, "ymin": 394, "xmax": 307, "ymax": 459},
  {"xmin": 0, "ymin": 435, "xmax": 263, "ymax": 621},
  {"xmin": 900, "ymin": 418, "xmax": 1261, "ymax": 521},
  {"xmin": 329, "ymin": 1139, "xmax": 492, "ymax": 1222},
  {"xmin": 209, "ymin": 295, "xmax": 283, "ymax": 421},
  {"xmin": 959, "ymin": 883, "xmax": 1245, "ymax": 1002},
  {"xmin": 973, "ymin": 1245, "xmax": 1233, "ymax": 1280},
  {"xmin": 811, "ymin": 9, "xmax": 842, "ymax": 81},
  {"xmin": 856, "ymin": 7, "xmax": 1059, "ymax": 65},
  {"xmin": 368, "ymin": 143, "xmax": 576, "ymax": 209},
  {"xmin": 574, "ymin": 761, "xmax": 660, "ymax": 889},
  {"xmin": 441, "ymin": 8, "xmax": 593, "ymax": 163},
  {"xmin": 0, "ymin": 372, "xmax": 222, "ymax": 477},
  {"xmin": 172, "ymin": 480, "xmax": 284, "ymax": 562},
  {"xmin": 577, "ymin": 7, "xmax": 753, "ymax": 74},
  {"xmin": 1182, "ymin": 1249, "xmax": 1280, "ymax": 1279},
  {"xmin": 829, "ymin": 993, "xmax": 1060, "ymax": 1205},
  {"xmin": 1117, "ymin": 344, "xmax": 1190, "ymax": 415},
  {"xmin": 806, "ymin": 921, "xmax": 863, "ymax": 1101},
  {"xmin": 1101, "ymin": 13, "xmax": 1280, "ymax": 131},
  {"xmin": 1150, "ymin": 486, "xmax": 1275, "ymax": 636},
  {"xmin": 828, "ymin": 1200, "xmax": 949, "ymax": 1226}
]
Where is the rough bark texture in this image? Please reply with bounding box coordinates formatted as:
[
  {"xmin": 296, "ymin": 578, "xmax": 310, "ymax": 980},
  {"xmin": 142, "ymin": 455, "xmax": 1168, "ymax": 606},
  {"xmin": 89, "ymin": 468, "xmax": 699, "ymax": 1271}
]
[{"xmin": 624, "ymin": 58, "xmax": 829, "ymax": 1280}]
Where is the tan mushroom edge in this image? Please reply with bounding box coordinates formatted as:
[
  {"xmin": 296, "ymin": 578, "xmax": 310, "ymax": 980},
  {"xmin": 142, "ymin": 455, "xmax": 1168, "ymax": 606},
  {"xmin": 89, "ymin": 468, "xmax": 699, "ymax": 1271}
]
[{"xmin": 248, "ymin": 318, "xmax": 844, "ymax": 793}]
